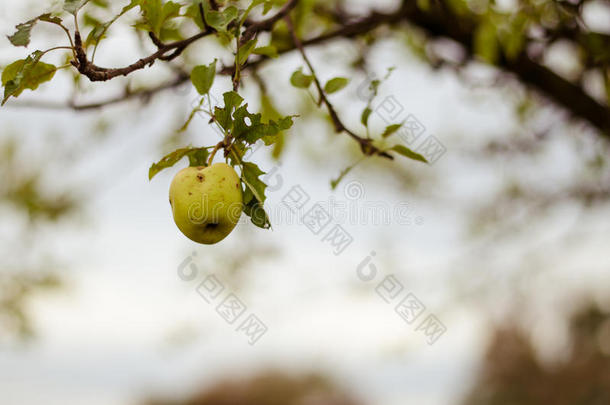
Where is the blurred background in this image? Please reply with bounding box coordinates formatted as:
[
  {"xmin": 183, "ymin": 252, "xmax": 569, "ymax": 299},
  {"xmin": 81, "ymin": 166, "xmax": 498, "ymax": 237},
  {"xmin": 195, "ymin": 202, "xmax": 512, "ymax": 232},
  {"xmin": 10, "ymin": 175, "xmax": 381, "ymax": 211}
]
[{"xmin": 1, "ymin": 0, "xmax": 609, "ymax": 404}]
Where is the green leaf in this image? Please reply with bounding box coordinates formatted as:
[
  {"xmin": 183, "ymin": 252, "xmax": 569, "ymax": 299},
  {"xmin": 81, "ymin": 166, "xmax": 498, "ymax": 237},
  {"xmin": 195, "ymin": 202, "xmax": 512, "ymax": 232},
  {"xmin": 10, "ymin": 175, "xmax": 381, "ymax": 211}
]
[
  {"xmin": 243, "ymin": 198, "xmax": 271, "ymax": 229},
  {"xmin": 390, "ymin": 145, "xmax": 428, "ymax": 163},
  {"xmin": 85, "ymin": 21, "xmax": 110, "ymax": 48},
  {"xmin": 241, "ymin": 161, "xmax": 271, "ymax": 229},
  {"xmin": 213, "ymin": 91, "xmax": 244, "ymax": 131},
  {"xmin": 260, "ymin": 93, "xmax": 286, "ymax": 159},
  {"xmin": 212, "ymin": 91, "xmax": 295, "ymax": 148},
  {"xmin": 84, "ymin": 1, "xmax": 139, "ymax": 48},
  {"xmin": 474, "ymin": 20, "xmax": 498, "ymax": 64},
  {"xmin": 252, "ymin": 45, "xmax": 278, "ymax": 58},
  {"xmin": 241, "ymin": 162, "xmax": 266, "ymax": 204},
  {"xmin": 233, "ymin": 104, "xmax": 262, "ymax": 139},
  {"xmin": 204, "ymin": 5, "xmax": 238, "ymax": 32},
  {"xmin": 361, "ymin": 107, "xmax": 372, "ymax": 127},
  {"xmin": 499, "ymin": 14, "xmax": 527, "ymax": 61},
  {"xmin": 140, "ymin": 0, "xmax": 181, "ymax": 36},
  {"xmin": 324, "ymin": 77, "xmax": 349, "ymax": 94},
  {"xmin": 232, "ymin": 103, "xmax": 295, "ymax": 145},
  {"xmin": 290, "ymin": 68, "xmax": 313, "ymax": 88},
  {"xmin": 237, "ymin": 38, "xmax": 258, "ymax": 66},
  {"xmin": 2, "ymin": 51, "xmax": 57, "ymax": 105},
  {"xmin": 240, "ymin": 0, "xmax": 272, "ymax": 25},
  {"xmin": 366, "ymin": 79, "xmax": 381, "ymax": 101},
  {"xmin": 222, "ymin": 91, "xmax": 244, "ymax": 112},
  {"xmin": 381, "ymin": 123, "xmax": 402, "ymax": 138},
  {"xmin": 330, "ymin": 164, "xmax": 356, "ymax": 190},
  {"xmin": 185, "ymin": 2, "xmax": 206, "ymax": 30},
  {"xmin": 7, "ymin": 14, "xmax": 62, "ymax": 48},
  {"xmin": 186, "ymin": 148, "xmax": 209, "ymax": 166},
  {"xmin": 64, "ymin": 0, "xmax": 90, "ymax": 14},
  {"xmin": 190, "ymin": 60, "xmax": 216, "ymax": 95},
  {"xmin": 148, "ymin": 147, "xmax": 210, "ymax": 180}
]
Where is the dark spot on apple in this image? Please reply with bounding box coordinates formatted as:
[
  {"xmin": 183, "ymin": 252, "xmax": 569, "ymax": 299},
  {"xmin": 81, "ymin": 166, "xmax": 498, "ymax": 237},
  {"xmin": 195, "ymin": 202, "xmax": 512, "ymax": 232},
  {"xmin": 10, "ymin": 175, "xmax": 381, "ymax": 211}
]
[
  {"xmin": 222, "ymin": 177, "xmax": 226, "ymax": 181},
  {"xmin": 236, "ymin": 183, "xmax": 239, "ymax": 188},
  {"xmin": 205, "ymin": 223, "xmax": 219, "ymax": 230},
  {"xmin": 197, "ymin": 174, "xmax": 205, "ymax": 182},
  {"xmin": 188, "ymin": 192, "xmax": 192, "ymax": 195}
]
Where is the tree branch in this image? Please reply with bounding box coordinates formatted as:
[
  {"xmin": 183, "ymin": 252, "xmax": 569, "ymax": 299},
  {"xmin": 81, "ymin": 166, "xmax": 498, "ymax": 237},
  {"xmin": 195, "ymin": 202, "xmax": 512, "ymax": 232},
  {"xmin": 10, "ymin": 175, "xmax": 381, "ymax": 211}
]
[
  {"xmin": 398, "ymin": 2, "xmax": 610, "ymax": 135},
  {"xmin": 14, "ymin": 0, "xmax": 610, "ymax": 138},
  {"xmin": 71, "ymin": 29, "xmax": 213, "ymax": 82}
]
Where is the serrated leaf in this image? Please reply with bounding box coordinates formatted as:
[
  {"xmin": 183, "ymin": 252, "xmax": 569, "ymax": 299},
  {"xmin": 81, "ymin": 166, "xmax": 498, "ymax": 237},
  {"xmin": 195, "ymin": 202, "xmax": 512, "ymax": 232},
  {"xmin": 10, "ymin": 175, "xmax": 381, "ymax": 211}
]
[
  {"xmin": 2, "ymin": 51, "xmax": 56, "ymax": 105},
  {"xmin": 361, "ymin": 107, "xmax": 372, "ymax": 127},
  {"xmin": 233, "ymin": 105, "xmax": 295, "ymax": 145},
  {"xmin": 7, "ymin": 14, "xmax": 63, "ymax": 48},
  {"xmin": 253, "ymin": 45, "xmax": 278, "ymax": 58},
  {"xmin": 190, "ymin": 59, "xmax": 216, "ymax": 95},
  {"xmin": 381, "ymin": 123, "xmax": 402, "ymax": 138},
  {"xmin": 237, "ymin": 38, "xmax": 257, "ymax": 66},
  {"xmin": 390, "ymin": 144, "xmax": 428, "ymax": 163},
  {"xmin": 241, "ymin": 161, "xmax": 266, "ymax": 204},
  {"xmin": 148, "ymin": 147, "xmax": 210, "ymax": 180},
  {"xmin": 222, "ymin": 91, "xmax": 244, "ymax": 112},
  {"xmin": 213, "ymin": 91, "xmax": 244, "ymax": 131},
  {"xmin": 241, "ymin": 161, "xmax": 271, "ymax": 229},
  {"xmin": 233, "ymin": 104, "xmax": 262, "ymax": 139},
  {"xmin": 243, "ymin": 198, "xmax": 271, "ymax": 229},
  {"xmin": 290, "ymin": 68, "xmax": 313, "ymax": 88},
  {"xmin": 213, "ymin": 91, "xmax": 295, "ymax": 149},
  {"xmin": 324, "ymin": 77, "xmax": 349, "ymax": 94}
]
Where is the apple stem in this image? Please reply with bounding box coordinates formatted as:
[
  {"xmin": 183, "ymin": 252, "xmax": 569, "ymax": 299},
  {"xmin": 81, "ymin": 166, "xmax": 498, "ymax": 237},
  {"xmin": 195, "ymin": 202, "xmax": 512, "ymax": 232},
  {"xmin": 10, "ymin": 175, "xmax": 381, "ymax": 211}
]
[{"xmin": 207, "ymin": 141, "xmax": 223, "ymax": 165}]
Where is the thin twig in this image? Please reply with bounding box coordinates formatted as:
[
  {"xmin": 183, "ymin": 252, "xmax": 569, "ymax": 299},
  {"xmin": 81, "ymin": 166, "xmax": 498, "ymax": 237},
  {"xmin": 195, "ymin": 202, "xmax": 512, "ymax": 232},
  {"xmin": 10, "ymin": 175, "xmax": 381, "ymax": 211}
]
[
  {"xmin": 240, "ymin": 0, "xmax": 299, "ymax": 46},
  {"xmin": 285, "ymin": 15, "xmax": 392, "ymax": 159}
]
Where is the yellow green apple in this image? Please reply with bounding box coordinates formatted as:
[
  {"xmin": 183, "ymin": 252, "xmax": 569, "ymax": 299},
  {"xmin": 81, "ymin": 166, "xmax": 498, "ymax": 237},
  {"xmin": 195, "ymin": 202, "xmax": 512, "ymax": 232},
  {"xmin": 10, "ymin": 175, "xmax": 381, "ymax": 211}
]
[{"xmin": 169, "ymin": 163, "xmax": 242, "ymax": 244}]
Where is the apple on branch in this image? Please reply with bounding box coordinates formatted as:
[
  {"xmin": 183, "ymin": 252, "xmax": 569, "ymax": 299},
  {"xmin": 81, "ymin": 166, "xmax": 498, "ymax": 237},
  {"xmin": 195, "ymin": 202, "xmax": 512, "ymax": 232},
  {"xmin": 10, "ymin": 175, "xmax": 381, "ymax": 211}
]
[{"xmin": 169, "ymin": 163, "xmax": 242, "ymax": 244}]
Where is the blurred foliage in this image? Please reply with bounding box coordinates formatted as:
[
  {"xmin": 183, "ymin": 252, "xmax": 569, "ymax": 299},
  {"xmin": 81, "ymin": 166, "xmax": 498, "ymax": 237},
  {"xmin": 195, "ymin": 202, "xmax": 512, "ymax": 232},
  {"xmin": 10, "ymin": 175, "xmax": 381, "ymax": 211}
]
[
  {"xmin": 0, "ymin": 134, "xmax": 80, "ymax": 342},
  {"xmin": 143, "ymin": 371, "xmax": 360, "ymax": 405},
  {"xmin": 0, "ymin": 137, "xmax": 78, "ymax": 221},
  {"xmin": 462, "ymin": 302, "xmax": 610, "ymax": 405},
  {"xmin": 0, "ymin": 272, "xmax": 60, "ymax": 341}
]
